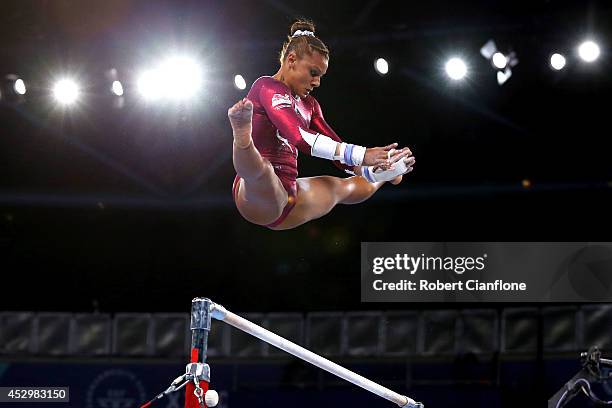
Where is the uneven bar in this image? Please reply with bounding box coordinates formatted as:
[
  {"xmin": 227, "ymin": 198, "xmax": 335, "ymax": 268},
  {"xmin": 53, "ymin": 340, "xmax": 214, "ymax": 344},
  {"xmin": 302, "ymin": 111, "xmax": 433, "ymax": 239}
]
[{"xmin": 209, "ymin": 300, "xmax": 423, "ymax": 408}]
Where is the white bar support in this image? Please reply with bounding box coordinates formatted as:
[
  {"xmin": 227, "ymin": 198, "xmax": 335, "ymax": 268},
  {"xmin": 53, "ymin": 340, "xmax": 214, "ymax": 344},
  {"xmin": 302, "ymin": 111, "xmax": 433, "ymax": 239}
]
[{"xmin": 210, "ymin": 302, "xmax": 423, "ymax": 408}]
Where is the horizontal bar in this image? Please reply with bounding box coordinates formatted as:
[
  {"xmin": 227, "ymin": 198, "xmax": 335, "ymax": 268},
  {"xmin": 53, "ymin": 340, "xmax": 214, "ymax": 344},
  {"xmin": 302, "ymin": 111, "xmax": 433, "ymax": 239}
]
[{"xmin": 210, "ymin": 302, "xmax": 422, "ymax": 408}]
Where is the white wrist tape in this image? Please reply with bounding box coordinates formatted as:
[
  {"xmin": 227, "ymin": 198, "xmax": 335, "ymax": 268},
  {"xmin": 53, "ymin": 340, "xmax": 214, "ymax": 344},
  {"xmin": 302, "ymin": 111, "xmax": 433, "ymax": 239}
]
[
  {"xmin": 361, "ymin": 159, "xmax": 409, "ymax": 183},
  {"xmin": 297, "ymin": 127, "xmax": 366, "ymax": 165},
  {"xmin": 299, "ymin": 127, "xmax": 337, "ymax": 160},
  {"xmin": 311, "ymin": 134, "xmax": 338, "ymax": 160},
  {"xmin": 334, "ymin": 142, "xmax": 366, "ymax": 167}
]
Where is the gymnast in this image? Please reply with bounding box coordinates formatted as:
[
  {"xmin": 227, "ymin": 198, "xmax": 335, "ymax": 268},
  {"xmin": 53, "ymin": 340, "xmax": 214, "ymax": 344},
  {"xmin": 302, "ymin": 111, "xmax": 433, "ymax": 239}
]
[{"xmin": 228, "ymin": 19, "xmax": 415, "ymax": 230}]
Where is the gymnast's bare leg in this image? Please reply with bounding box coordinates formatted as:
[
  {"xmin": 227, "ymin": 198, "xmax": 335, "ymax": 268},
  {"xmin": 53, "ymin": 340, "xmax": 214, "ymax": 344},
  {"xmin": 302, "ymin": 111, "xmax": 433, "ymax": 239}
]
[
  {"xmin": 229, "ymin": 98, "xmax": 288, "ymax": 225},
  {"xmin": 269, "ymin": 170, "xmax": 410, "ymax": 230}
]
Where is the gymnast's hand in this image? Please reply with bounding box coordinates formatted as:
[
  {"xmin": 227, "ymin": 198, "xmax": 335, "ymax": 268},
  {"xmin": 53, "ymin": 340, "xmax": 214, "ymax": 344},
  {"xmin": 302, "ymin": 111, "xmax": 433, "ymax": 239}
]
[
  {"xmin": 362, "ymin": 143, "xmax": 401, "ymax": 167},
  {"xmin": 387, "ymin": 147, "xmax": 414, "ymax": 170},
  {"xmin": 356, "ymin": 146, "xmax": 415, "ymax": 183},
  {"xmin": 385, "ymin": 147, "xmax": 415, "ymax": 184},
  {"xmin": 364, "ymin": 144, "xmax": 414, "ymax": 170}
]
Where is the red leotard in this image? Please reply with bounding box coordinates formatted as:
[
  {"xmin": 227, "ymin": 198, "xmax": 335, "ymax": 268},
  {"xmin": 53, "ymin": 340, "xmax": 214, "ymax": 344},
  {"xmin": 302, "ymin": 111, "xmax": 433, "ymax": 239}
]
[{"xmin": 233, "ymin": 76, "xmax": 353, "ymax": 228}]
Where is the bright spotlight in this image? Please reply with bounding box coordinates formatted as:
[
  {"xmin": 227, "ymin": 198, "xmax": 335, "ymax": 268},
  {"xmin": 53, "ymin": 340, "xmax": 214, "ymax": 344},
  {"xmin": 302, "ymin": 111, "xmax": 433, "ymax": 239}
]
[
  {"xmin": 480, "ymin": 39, "xmax": 497, "ymax": 60},
  {"xmin": 14, "ymin": 79, "xmax": 26, "ymax": 95},
  {"xmin": 480, "ymin": 39, "xmax": 519, "ymax": 86},
  {"xmin": 496, "ymin": 68, "xmax": 512, "ymax": 85},
  {"xmin": 492, "ymin": 52, "xmax": 507, "ymax": 69},
  {"xmin": 550, "ymin": 53, "xmax": 566, "ymax": 70},
  {"xmin": 2, "ymin": 75, "xmax": 27, "ymax": 102},
  {"xmin": 445, "ymin": 58, "xmax": 467, "ymax": 80},
  {"xmin": 160, "ymin": 56, "xmax": 203, "ymax": 100},
  {"xmin": 234, "ymin": 74, "xmax": 247, "ymax": 90},
  {"xmin": 139, "ymin": 56, "xmax": 203, "ymax": 101},
  {"xmin": 578, "ymin": 40, "xmax": 600, "ymax": 62},
  {"xmin": 111, "ymin": 80, "xmax": 124, "ymax": 96},
  {"xmin": 53, "ymin": 79, "xmax": 79, "ymax": 105},
  {"xmin": 374, "ymin": 58, "xmax": 389, "ymax": 75},
  {"xmin": 137, "ymin": 69, "xmax": 163, "ymax": 100}
]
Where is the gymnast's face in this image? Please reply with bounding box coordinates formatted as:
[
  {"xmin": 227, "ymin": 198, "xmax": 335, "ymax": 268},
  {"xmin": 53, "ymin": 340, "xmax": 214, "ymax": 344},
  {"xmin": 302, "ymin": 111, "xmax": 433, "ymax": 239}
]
[{"xmin": 285, "ymin": 50, "xmax": 328, "ymax": 99}]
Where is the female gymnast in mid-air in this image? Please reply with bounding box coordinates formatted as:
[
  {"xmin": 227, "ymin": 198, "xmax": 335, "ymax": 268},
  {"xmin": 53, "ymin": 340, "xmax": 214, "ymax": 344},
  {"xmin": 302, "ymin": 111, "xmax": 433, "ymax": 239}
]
[{"xmin": 228, "ymin": 19, "xmax": 415, "ymax": 230}]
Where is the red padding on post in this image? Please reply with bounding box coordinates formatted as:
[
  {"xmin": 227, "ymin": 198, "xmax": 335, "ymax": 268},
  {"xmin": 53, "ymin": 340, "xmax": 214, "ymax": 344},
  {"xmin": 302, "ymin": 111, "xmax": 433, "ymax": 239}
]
[
  {"xmin": 185, "ymin": 381, "xmax": 209, "ymax": 408},
  {"xmin": 185, "ymin": 348, "xmax": 209, "ymax": 408}
]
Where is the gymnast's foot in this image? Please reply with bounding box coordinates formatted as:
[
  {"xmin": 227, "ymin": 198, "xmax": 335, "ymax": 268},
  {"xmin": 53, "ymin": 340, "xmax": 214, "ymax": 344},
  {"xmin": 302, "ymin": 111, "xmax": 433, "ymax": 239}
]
[{"xmin": 228, "ymin": 98, "xmax": 253, "ymax": 149}]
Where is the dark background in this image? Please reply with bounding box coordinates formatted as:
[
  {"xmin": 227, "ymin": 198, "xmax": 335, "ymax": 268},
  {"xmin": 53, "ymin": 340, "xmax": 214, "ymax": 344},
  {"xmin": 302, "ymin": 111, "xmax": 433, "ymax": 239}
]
[
  {"xmin": 1, "ymin": 2, "xmax": 612, "ymax": 407},
  {"xmin": 0, "ymin": 0, "xmax": 611, "ymax": 314}
]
